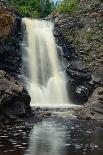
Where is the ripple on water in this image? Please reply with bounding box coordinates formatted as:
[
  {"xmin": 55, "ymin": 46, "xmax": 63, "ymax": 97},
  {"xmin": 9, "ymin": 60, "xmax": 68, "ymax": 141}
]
[{"xmin": 0, "ymin": 119, "xmax": 103, "ymax": 155}]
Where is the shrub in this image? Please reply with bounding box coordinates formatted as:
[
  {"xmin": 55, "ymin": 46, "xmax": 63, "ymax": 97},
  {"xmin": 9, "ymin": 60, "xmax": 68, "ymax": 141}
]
[
  {"xmin": 6, "ymin": 0, "xmax": 55, "ymax": 17},
  {"xmin": 56, "ymin": 0, "xmax": 80, "ymax": 14}
]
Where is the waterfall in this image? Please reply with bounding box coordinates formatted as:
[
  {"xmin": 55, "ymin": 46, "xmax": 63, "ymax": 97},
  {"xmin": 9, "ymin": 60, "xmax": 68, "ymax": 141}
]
[{"xmin": 22, "ymin": 18, "xmax": 69, "ymax": 107}]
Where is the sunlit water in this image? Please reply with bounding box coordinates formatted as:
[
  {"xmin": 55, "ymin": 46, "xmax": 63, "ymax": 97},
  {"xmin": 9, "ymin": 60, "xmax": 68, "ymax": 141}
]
[
  {"xmin": 0, "ymin": 116, "xmax": 103, "ymax": 155},
  {"xmin": 22, "ymin": 18, "xmax": 69, "ymax": 107}
]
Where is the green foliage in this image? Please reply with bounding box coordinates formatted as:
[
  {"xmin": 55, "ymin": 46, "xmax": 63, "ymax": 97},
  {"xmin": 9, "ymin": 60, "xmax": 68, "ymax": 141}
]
[
  {"xmin": 56, "ymin": 0, "xmax": 80, "ymax": 14},
  {"xmin": 84, "ymin": 30, "xmax": 94, "ymax": 42},
  {"xmin": 6, "ymin": 0, "xmax": 55, "ymax": 17}
]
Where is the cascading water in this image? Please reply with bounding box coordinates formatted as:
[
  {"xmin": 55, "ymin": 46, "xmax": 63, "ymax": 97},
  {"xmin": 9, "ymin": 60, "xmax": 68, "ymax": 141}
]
[{"xmin": 22, "ymin": 18, "xmax": 69, "ymax": 107}]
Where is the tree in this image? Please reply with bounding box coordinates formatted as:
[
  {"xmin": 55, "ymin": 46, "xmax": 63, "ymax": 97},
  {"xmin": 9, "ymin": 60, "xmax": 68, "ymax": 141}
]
[{"xmin": 6, "ymin": 0, "xmax": 55, "ymax": 17}]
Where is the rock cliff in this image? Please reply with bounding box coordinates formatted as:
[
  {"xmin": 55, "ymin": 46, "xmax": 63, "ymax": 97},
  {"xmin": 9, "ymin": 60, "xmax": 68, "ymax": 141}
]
[
  {"xmin": 0, "ymin": 9, "xmax": 22, "ymax": 75},
  {"xmin": 0, "ymin": 9, "xmax": 33, "ymax": 124},
  {"xmin": 46, "ymin": 0, "xmax": 103, "ymax": 119}
]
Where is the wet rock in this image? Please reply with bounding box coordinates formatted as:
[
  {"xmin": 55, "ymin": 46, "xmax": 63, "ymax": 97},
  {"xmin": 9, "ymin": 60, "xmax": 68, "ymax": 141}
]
[
  {"xmin": 35, "ymin": 107, "xmax": 41, "ymax": 112},
  {"xmin": 0, "ymin": 9, "xmax": 22, "ymax": 75},
  {"xmin": 98, "ymin": 89, "xmax": 103, "ymax": 95},
  {"xmin": 66, "ymin": 60, "xmax": 92, "ymax": 81},
  {"xmin": 76, "ymin": 87, "xmax": 103, "ymax": 120},
  {"xmin": 66, "ymin": 61, "xmax": 94, "ymax": 105},
  {"xmin": 53, "ymin": 25, "xmax": 76, "ymax": 61},
  {"xmin": 66, "ymin": 67, "xmax": 91, "ymax": 81},
  {"xmin": 68, "ymin": 79, "xmax": 94, "ymax": 104},
  {"xmin": 0, "ymin": 70, "xmax": 32, "ymax": 124},
  {"xmin": 42, "ymin": 112, "xmax": 51, "ymax": 118}
]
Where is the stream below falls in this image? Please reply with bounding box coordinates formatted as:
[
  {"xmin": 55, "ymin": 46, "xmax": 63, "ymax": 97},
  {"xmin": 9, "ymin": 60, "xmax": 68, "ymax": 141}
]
[{"xmin": 0, "ymin": 113, "xmax": 103, "ymax": 155}]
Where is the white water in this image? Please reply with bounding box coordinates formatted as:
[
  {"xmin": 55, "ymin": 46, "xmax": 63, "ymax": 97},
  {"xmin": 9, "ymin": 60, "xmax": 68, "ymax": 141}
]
[{"xmin": 22, "ymin": 18, "xmax": 69, "ymax": 107}]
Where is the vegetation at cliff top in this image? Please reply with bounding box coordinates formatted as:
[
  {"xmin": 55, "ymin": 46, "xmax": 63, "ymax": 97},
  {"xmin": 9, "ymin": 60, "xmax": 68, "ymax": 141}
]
[
  {"xmin": 6, "ymin": 0, "xmax": 81, "ymax": 17},
  {"xmin": 56, "ymin": 0, "xmax": 80, "ymax": 14},
  {"xmin": 6, "ymin": 0, "xmax": 55, "ymax": 17}
]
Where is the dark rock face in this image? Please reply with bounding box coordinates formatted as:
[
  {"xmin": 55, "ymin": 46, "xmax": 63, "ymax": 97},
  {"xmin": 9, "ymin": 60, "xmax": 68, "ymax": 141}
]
[
  {"xmin": 76, "ymin": 87, "xmax": 103, "ymax": 120},
  {"xmin": 0, "ymin": 9, "xmax": 22, "ymax": 76},
  {"xmin": 46, "ymin": 1, "xmax": 103, "ymax": 114},
  {"xmin": 66, "ymin": 68, "xmax": 91, "ymax": 81},
  {"xmin": 50, "ymin": 1, "xmax": 103, "ymax": 84},
  {"xmin": 0, "ymin": 37, "xmax": 22, "ymax": 75},
  {"xmin": 66, "ymin": 61, "xmax": 94, "ymax": 104},
  {"xmin": 46, "ymin": 15, "xmax": 95, "ymax": 105},
  {"xmin": 50, "ymin": 0, "xmax": 103, "ymax": 119},
  {"xmin": 0, "ymin": 10, "xmax": 34, "ymax": 124},
  {"xmin": 0, "ymin": 70, "xmax": 32, "ymax": 124},
  {"xmin": 68, "ymin": 80, "xmax": 94, "ymax": 104}
]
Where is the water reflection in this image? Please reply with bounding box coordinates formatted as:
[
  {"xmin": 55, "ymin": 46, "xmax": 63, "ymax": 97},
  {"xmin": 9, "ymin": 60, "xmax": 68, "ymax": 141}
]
[
  {"xmin": 0, "ymin": 118, "xmax": 103, "ymax": 155},
  {"xmin": 25, "ymin": 118, "xmax": 103, "ymax": 155},
  {"xmin": 26, "ymin": 121, "xmax": 65, "ymax": 155}
]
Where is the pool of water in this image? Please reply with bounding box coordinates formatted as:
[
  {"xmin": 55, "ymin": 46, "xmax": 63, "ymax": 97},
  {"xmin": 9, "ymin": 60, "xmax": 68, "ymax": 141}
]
[{"xmin": 0, "ymin": 116, "xmax": 103, "ymax": 155}]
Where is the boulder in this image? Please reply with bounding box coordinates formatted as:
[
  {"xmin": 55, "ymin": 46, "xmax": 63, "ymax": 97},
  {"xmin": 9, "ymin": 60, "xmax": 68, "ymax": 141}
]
[
  {"xmin": 75, "ymin": 87, "xmax": 103, "ymax": 119},
  {"xmin": 0, "ymin": 70, "xmax": 32, "ymax": 124},
  {"xmin": 67, "ymin": 79, "xmax": 94, "ymax": 104}
]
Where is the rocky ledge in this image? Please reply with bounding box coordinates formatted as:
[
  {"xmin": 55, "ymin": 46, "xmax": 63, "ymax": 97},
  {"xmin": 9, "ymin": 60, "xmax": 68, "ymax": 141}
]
[
  {"xmin": 0, "ymin": 70, "xmax": 33, "ymax": 124},
  {"xmin": 76, "ymin": 87, "xmax": 103, "ymax": 120}
]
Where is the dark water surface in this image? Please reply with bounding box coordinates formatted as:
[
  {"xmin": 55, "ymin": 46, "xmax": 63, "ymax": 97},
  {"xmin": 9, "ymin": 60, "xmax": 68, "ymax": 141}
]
[{"xmin": 0, "ymin": 116, "xmax": 103, "ymax": 155}]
